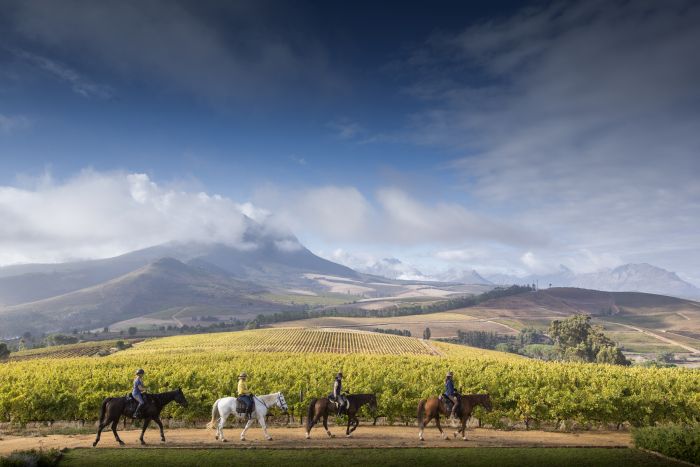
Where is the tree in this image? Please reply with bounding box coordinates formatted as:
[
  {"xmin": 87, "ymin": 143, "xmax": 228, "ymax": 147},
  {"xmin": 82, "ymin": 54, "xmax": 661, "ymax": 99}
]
[
  {"xmin": 423, "ymin": 327, "xmax": 431, "ymax": 340},
  {"xmin": 103, "ymin": 326, "xmax": 110, "ymax": 334},
  {"xmin": 0, "ymin": 343, "xmax": 10, "ymax": 360},
  {"xmin": 128, "ymin": 327, "xmax": 138, "ymax": 336},
  {"xmin": 549, "ymin": 314, "xmax": 629, "ymax": 365}
]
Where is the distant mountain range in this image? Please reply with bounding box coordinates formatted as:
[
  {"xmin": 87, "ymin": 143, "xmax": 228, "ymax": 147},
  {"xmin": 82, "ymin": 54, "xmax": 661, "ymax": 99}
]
[
  {"xmin": 1, "ymin": 210, "xmax": 697, "ymax": 338},
  {"xmin": 486, "ymin": 263, "xmax": 700, "ymax": 299}
]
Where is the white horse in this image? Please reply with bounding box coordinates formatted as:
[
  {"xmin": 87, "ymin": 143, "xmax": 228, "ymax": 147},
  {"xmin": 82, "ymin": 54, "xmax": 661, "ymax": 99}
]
[{"xmin": 206, "ymin": 392, "xmax": 288, "ymax": 442}]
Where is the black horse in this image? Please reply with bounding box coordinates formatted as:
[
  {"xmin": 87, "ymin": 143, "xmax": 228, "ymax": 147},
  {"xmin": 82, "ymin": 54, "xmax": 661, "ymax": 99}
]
[
  {"xmin": 93, "ymin": 388, "xmax": 188, "ymax": 446},
  {"xmin": 305, "ymin": 393, "xmax": 377, "ymax": 438}
]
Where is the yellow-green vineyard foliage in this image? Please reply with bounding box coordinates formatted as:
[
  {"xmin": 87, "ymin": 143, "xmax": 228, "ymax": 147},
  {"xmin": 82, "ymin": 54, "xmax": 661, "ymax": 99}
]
[{"xmin": 0, "ymin": 328, "xmax": 698, "ymax": 427}]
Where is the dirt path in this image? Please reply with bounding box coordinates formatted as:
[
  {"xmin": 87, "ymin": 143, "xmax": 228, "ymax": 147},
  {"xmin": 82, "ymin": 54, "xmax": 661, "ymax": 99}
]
[{"xmin": 0, "ymin": 426, "xmax": 631, "ymax": 455}]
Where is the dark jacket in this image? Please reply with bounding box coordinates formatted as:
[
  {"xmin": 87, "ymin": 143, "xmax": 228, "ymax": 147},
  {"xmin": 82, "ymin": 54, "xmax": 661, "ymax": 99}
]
[{"xmin": 445, "ymin": 378, "xmax": 455, "ymax": 396}]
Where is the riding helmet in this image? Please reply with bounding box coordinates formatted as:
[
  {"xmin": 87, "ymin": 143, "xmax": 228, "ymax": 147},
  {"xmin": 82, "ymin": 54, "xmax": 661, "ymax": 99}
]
[
  {"xmin": 238, "ymin": 372, "xmax": 248, "ymax": 379},
  {"xmin": 446, "ymin": 371, "xmax": 453, "ymax": 377},
  {"xmin": 135, "ymin": 369, "xmax": 145, "ymax": 375},
  {"xmin": 337, "ymin": 372, "xmax": 343, "ymax": 378}
]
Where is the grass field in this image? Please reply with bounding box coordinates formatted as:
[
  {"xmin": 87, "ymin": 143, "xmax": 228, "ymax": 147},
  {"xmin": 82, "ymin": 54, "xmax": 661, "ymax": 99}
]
[{"xmin": 58, "ymin": 448, "xmax": 684, "ymax": 467}]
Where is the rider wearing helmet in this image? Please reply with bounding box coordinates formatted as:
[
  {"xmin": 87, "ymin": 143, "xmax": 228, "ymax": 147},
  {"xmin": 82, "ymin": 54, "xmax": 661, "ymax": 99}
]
[
  {"xmin": 331, "ymin": 372, "xmax": 348, "ymax": 415},
  {"xmin": 445, "ymin": 371, "xmax": 458, "ymax": 419},
  {"xmin": 132, "ymin": 369, "xmax": 148, "ymax": 418},
  {"xmin": 237, "ymin": 372, "xmax": 253, "ymax": 419}
]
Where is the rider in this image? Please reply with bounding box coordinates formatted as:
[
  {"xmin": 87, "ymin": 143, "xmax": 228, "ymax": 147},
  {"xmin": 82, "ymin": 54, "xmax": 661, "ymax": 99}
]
[
  {"xmin": 445, "ymin": 371, "xmax": 458, "ymax": 419},
  {"xmin": 237, "ymin": 372, "xmax": 253, "ymax": 419},
  {"xmin": 132, "ymin": 369, "xmax": 148, "ymax": 418},
  {"xmin": 331, "ymin": 372, "xmax": 348, "ymax": 415}
]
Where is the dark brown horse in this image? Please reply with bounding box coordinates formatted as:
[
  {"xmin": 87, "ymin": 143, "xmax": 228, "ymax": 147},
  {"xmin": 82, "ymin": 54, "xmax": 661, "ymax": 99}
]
[
  {"xmin": 93, "ymin": 388, "xmax": 188, "ymax": 446},
  {"xmin": 305, "ymin": 394, "xmax": 377, "ymax": 438},
  {"xmin": 417, "ymin": 393, "xmax": 492, "ymax": 441}
]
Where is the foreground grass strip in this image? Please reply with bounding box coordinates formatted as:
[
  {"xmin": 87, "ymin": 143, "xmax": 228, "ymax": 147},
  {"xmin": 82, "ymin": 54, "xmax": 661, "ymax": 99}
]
[{"xmin": 59, "ymin": 447, "xmax": 686, "ymax": 467}]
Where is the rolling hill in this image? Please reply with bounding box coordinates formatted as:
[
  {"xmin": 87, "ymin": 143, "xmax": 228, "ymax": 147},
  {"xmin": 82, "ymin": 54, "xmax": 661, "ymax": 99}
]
[{"xmin": 0, "ymin": 257, "xmax": 288, "ymax": 337}]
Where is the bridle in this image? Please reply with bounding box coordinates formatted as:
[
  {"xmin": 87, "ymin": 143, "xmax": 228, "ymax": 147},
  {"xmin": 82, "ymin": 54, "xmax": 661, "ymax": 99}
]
[{"xmin": 255, "ymin": 393, "xmax": 288, "ymax": 413}]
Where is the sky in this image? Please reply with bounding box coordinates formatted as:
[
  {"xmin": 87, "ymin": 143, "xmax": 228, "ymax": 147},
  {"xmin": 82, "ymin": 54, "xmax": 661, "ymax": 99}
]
[{"xmin": 1, "ymin": 0, "xmax": 699, "ymax": 284}]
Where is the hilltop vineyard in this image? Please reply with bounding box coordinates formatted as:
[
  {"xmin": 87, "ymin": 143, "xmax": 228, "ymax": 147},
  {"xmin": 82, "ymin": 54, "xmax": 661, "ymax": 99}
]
[
  {"xmin": 134, "ymin": 328, "xmax": 441, "ymax": 356},
  {"xmin": 0, "ymin": 328, "xmax": 698, "ymax": 428}
]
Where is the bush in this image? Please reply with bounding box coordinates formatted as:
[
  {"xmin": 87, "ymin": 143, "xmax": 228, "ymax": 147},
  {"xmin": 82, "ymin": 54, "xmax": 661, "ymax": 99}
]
[
  {"xmin": 0, "ymin": 449, "xmax": 61, "ymax": 466},
  {"xmin": 632, "ymin": 424, "xmax": 700, "ymax": 465}
]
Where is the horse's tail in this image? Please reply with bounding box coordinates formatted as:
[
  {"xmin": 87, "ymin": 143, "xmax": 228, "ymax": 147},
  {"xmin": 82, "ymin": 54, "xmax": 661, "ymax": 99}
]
[
  {"xmin": 98, "ymin": 397, "xmax": 109, "ymax": 425},
  {"xmin": 417, "ymin": 399, "xmax": 427, "ymax": 427},
  {"xmin": 305, "ymin": 398, "xmax": 318, "ymax": 432},
  {"xmin": 206, "ymin": 399, "xmax": 220, "ymax": 430}
]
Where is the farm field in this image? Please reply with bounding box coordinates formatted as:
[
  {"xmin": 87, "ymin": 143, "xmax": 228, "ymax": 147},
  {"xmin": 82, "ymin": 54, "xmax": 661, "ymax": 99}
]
[
  {"xmin": 1, "ymin": 327, "xmax": 699, "ymax": 429},
  {"xmin": 8, "ymin": 340, "xmax": 134, "ymax": 362},
  {"xmin": 57, "ymin": 446, "xmax": 683, "ymax": 467},
  {"xmin": 268, "ymin": 311, "xmax": 515, "ymax": 338}
]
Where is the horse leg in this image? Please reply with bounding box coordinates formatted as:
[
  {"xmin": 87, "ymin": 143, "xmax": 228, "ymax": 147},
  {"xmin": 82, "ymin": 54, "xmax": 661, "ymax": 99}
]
[
  {"xmin": 305, "ymin": 413, "xmax": 320, "ymax": 439},
  {"xmin": 323, "ymin": 413, "xmax": 334, "ymax": 438},
  {"xmin": 219, "ymin": 412, "xmax": 230, "ymax": 442},
  {"xmin": 140, "ymin": 418, "xmax": 151, "ymax": 445},
  {"xmin": 458, "ymin": 416, "xmax": 468, "ymax": 440},
  {"xmin": 348, "ymin": 414, "xmax": 359, "ymax": 436},
  {"xmin": 240, "ymin": 418, "xmax": 254, "ymax": 441},
  {"xmin": 154, "ymin": 417, "xmax": 165, "ymax": 442},
  {"xmin": 111, "ymin": 419, "xmax": 125, "ymax": 446},
  {"xmin": 345, "ymin": 412, "xmax": 352, "ymax": 437},
  {"xmin": 260, "ymin": 413, "xmax": 273, "ymax": 441},
  {"xmin": 93, "ymin": 420, "xmax": 109, "ymax": 446},
  {"xmin": 435, "ymin": 415, "xmax": 448, "ymax": 440}
]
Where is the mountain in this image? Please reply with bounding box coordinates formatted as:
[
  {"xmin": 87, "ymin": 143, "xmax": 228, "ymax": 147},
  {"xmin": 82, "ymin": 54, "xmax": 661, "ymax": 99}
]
[
  {"xmin": 573, "ymin": 264, "xmax": 700, "ymax": 298},
  {"xmin": 0, "ymin": 218, "xmax": 358, "ymax": 306},
  {"xmin": 0, "ymin": 257, "xmax": 286, "ymax": 337},
  {"xmin": 438, "ymin": 268, "xmax": 493, "ymax": 285},
  {"xmin": 358, "ymin": 257, "xmax": 429, "ymax": 281},
  {"xmin": 486, "ymin": 263, "xmax": 700, "ymax": 299}
]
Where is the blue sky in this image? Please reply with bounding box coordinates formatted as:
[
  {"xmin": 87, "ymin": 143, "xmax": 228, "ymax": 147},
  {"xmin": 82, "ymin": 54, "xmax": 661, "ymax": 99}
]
[{"xmin": 1, "ymin": 0, "xmax": 699, "ymax": 284}]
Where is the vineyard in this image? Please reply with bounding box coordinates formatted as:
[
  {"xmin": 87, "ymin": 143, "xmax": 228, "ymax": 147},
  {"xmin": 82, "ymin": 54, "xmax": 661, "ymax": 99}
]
[
  {"xmin": 8, "ymin": 340, "xmax": 133, "ymax": 362},
  {"xmin": 134, "ymin": 328, "xmax": 441, "ymax": 356},
  {"xmin": 0, "ymin": 328, "xmax": 699, "ymax": 429}
]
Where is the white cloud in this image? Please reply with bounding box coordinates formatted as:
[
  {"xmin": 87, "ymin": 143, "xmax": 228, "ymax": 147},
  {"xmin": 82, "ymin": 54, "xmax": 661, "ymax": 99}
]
[
  {"xmin": 11, "ymin": 49, "xmax": 113, "ymax": 99},
  {"xmin": 256, "ymin": 185, "xmax": 543, "ymax": 248},
  {"xmin": 0, "ymin": 170, "xmax": 257, "ymax": 265},
  {"xmin": 0, "ymin": 114, "xmax": 31, "ymax": 133},
  {"xmin": 397, "ymin": 0, "xmax": 700, "ymax": 279}
]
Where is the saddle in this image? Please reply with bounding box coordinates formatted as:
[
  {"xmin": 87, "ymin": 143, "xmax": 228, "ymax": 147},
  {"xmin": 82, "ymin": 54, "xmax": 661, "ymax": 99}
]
[
  {"xmin": 236, "ymin": 395, "xmax": 254, "ymax": 418},
  {"xmin": 440, "ymin": 393, "xmax": 460, "ymax": 412}
]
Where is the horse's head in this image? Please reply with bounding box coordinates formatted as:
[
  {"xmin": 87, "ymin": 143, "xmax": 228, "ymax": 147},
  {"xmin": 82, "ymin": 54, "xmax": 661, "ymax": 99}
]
[
  {"xmin": 175, "ymin": 387, "xmax": 189, "ymax": 407},
  {"xmin": 369, "ymin": 394, "xmax": 378, "ymax": 412},
  {"xmin": 480, "ymin": 394, "xmax": 493, "ymax": 412},
  {"xmin": 276, "ymin": 392, "xmax": 289, "ymax": 414}
]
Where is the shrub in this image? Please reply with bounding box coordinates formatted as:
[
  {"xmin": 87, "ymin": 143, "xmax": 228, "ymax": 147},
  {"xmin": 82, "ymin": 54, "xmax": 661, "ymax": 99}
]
[
  {"xmin": 632, "ymin": 424, "xmax": 700, "ymax": 465},
  {"xmin": 0, "ymin": 449, "xmax": 61, "ymax": 467}
]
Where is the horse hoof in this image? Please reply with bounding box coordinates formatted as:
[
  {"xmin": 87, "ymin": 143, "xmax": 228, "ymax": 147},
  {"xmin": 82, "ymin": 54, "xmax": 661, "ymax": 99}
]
[
  {"xmin": 161, "ymin": 439, "xmax": 165, "ymax": 443},
  {"xmin": 92, "ymin": 442, "xmax": 97, "ymax": 447},
  {"xmin": 305, "ymin": 433, "xmax": 310, "ymax": 440},
  {"xmin": 462, "ymin": 437, "xmax": 467, "ymax": 441},
  {"xmin": 346, "ymin": 434, "xmax": 352, "ymax": 438},
  {"xmin": 266, "ymin": 437, "xmax": 273, "ymax": 441},
  {"xmin": 119, "ymin": 442, "xmax": 125, "ymax": 446}
]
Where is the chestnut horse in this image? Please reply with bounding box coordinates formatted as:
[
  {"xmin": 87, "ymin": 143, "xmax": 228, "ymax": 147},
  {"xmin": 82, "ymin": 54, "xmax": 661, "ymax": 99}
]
[
  {"xmin": 417, "ymin": 393, "xmax": 492, "ymax": 441},
  {"xmin": 305, "ymin": 393, "xmax": 377, "ymax": 438}
]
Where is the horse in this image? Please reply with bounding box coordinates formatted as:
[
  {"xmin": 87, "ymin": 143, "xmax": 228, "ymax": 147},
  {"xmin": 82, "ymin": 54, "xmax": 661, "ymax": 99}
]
[
  {"xmin": 206, "ymin": 392, "xmax": 288, "ymax": 442},
  {"xmin": 417, "ymin": 393, "xmax": 492, "ymax": 441},
  {"xmin": 93, "ymin": 388, "xmax": 188, "ymax": 446},
  {"xmin": 305, "ymin": 393, "xmax": 377, "ymax": 439}
]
